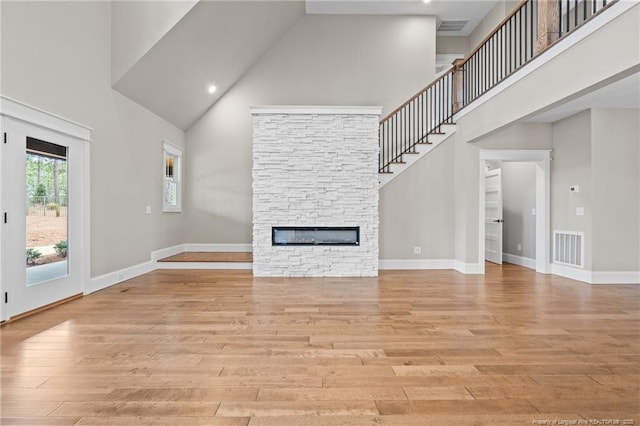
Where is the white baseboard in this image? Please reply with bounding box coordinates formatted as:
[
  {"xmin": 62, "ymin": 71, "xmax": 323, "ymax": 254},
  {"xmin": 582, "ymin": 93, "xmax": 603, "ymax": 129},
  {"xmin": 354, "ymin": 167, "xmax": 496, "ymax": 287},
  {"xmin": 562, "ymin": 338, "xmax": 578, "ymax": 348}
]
[
  {"xmin": 86, "ymin": 260, "xmax": 155, "ymax": 295},
  {"xmin": 379, "ymin": 259, "xmax": 453, "ymax": 270},
  {"xmin": 156, "ymin": 262, "xmax": 252, "ymax": 270},
  {"xmin": 590, "ymin": 271, "xmax": 640, "ymax": 285},
  {"xmin": 151, "ymin": 244, "xmax": 185, "ymax": 262},
  {"xmin": 503, "ymin": 253, "xmax": 536, "ymax": 270},
  {"xmin": 183, "ymin": 243, "xmax": 252, "ymax": 252},
  {"xmin": 551, "ymin": 264, "xmax": 640, "ymax": 284},
  {"xmin": 452, "ymin": 261, "xmax": 484, "ymax": 274},
  {"xmin": 87, "ymin": 243, "xmax": 254, "ymax": 293},
  {"xmin": 379, "ymin": 259, "xmax": 483, "ymax": 275}
]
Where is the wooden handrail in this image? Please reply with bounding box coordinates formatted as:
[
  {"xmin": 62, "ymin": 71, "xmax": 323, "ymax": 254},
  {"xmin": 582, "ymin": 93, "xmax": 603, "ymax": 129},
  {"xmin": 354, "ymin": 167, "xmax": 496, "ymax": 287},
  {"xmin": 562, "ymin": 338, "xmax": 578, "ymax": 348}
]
[
  {"xmin": 379, "ymin": 68, "xmax": 454, "ymax": 123},
  {"xmin": 378, "ymin": 0, "xmax": 620, "ymax": 174}
]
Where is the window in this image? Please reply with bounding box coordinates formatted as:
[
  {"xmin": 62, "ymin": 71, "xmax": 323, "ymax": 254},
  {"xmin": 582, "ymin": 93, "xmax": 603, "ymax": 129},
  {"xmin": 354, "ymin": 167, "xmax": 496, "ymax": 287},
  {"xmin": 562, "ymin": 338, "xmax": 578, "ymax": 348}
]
[{"xmin": 163, "ymin": 141, "xmax": 182, "ymax": 212}]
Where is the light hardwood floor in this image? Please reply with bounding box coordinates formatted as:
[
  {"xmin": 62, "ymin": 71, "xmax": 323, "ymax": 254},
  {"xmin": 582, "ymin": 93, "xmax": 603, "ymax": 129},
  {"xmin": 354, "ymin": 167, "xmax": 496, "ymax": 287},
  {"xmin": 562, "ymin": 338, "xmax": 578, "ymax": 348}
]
[{"xmin": 1, "ymin": 263, "xmax": 638, "ymax": 425}]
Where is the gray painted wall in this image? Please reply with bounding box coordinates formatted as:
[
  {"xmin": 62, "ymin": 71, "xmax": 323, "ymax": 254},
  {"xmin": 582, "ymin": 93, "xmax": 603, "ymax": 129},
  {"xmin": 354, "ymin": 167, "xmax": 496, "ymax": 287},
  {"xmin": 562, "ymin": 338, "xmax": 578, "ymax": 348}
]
[
  {"xmin": 501, "ymin": 162, "xmax": 537, "ymax": 260},
  {"xmin": 551, "ymin": 111, "xmax": 593, "ymax": 269},
  {"xmin": 591, "ymin": 108, "xmax": 640, "ymax": 272},
  {"xmin": 379, "ymin": 138, "xmax": 455, "ymax": 260},
  {"xmin": 1, "ymin": 2, "xmax": 186, "ymax": 276},
  {"xmin": 185, "ymin": 14, "xmax": 437, "ymax": 245}
]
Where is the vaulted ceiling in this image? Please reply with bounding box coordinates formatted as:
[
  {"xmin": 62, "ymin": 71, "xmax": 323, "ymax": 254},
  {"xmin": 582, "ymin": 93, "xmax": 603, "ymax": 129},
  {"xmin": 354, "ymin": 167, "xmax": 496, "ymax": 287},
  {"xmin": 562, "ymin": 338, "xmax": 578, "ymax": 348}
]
[{"xmin": 112, "ymin": 0, "xmax": 501, "ymax": 130}]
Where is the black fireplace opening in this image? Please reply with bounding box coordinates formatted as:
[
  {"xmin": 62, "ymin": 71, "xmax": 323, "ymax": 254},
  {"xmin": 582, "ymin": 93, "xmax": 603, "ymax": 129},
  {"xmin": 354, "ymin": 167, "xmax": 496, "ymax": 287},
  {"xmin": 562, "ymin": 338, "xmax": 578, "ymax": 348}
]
[{"xmin": 272, "ymin": 226, "xmax": 360, "ymax": 246}]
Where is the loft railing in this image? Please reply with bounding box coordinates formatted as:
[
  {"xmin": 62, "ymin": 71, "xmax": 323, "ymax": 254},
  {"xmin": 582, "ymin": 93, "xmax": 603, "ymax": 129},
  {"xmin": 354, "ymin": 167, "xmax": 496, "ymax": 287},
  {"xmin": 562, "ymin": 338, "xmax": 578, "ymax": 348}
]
[
  {"xmin": 378, "ymin": 70, "xmax": 454, "ymax": 174},
  {"xmin": 379, "ymin": 0, "xmax": 617, "ymax": 174}
]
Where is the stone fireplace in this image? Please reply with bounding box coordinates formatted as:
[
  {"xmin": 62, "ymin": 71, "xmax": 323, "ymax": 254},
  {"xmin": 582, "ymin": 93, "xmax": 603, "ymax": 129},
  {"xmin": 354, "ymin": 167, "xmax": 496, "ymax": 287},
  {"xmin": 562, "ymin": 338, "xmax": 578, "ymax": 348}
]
[{"xmin": 251, "ymin": 106, "xmax": 380, "ymax": 277}]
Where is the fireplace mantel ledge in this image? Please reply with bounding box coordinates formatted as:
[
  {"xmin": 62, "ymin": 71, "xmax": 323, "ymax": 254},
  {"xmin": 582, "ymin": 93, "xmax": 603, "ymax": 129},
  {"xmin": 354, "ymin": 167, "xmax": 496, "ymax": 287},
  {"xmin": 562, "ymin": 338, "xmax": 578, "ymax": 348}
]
[{"xmin": 250, "ymin": 105, "xmax": 383, "ymax": 115}]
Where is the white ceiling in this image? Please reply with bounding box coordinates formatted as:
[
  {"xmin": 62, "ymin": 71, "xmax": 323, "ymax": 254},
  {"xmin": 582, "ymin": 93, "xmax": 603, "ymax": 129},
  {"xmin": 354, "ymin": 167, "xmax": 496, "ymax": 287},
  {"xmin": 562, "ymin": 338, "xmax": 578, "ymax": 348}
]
[
  {"xmin": 527, "ymin": 72, "xmax": 640, "ymax": 123},
  {"xmin": 113, "ymin": 0, "xmax": 500, "ymax": 130},
  {"xmin": 113, "ymin": 1, "xmax": 305, "ymax": 130},
  {"xmin": 305, "ymin": 0, "xmax": 501, "ymax": 36}
]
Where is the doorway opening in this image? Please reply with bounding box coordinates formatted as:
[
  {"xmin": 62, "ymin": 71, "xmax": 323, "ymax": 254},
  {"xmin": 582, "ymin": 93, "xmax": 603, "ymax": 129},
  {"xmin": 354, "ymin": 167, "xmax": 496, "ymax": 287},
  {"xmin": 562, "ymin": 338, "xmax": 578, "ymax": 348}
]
[{"xmin": 479, "ymin": 150, "xmax": 551, "ymax": 274}]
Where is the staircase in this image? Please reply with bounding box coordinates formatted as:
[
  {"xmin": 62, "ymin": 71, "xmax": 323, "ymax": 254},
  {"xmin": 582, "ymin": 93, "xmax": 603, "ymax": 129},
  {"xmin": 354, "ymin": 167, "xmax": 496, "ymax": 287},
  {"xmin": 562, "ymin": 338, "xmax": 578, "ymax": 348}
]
[
  {"xmin": 378, "ymin": 67, "xmax": 456, "ymax": 187},
  {"xmin": 378, "ymin": 0, "xmax": 618, "ymax": 186}
]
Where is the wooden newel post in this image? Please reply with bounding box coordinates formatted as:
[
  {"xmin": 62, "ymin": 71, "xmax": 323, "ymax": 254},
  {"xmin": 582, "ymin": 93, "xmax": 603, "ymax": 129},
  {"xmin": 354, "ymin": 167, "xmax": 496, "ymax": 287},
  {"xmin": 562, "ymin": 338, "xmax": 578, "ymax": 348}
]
[
  {"xmin": 536, "ymin": 0, "xmax": 560, "ymax": 53},
  {"xmin": 451, "ymin": 58, "xmax": 465, "ymax": 113}
]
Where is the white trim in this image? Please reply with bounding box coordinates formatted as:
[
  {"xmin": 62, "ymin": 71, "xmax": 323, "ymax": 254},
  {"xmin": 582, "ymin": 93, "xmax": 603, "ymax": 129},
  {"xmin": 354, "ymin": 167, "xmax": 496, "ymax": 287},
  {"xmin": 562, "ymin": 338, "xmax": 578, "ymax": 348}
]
[
  {"xmin": 183, "ymin": 243, "xmax": 253, "ymax": 252},
  {"xmin": 503, "ymin": 253, "xmax": 536, "ymax": 270},
  {"xmin": 150, "ymin": 244, "xmax": 185, "ymax": 262},
  {"xmin": 163, "ymin": 141, "xmax": 183, "ymax": 213},
  {"xmin": 455, "ymin": 1, "xmax": 639, "ymax": 121},
  {"xmin": 156, "ymin": 262, "xmax": 252, "ymax": 270},
  {"xmin": 250, "ymin": 105, "xmax": 383, "ymax": 115},
  {"xmin": 379, "ymin": 259, "xmax": 454, "ymax": 270},
  {"xmin": 163, "ymin": 140, "xmax": 182, "ymax": 156},
  {"xmin": 591, "ymin": 271, "xmax": 640, "ymax": 285},
  {"xmin": 379, "ymin": 259, "xmax": 484, "ymax": 274},
  {"xmin": 0, "ymin": 96, "xmax": 92, "ymax": 141},
  {"xmin": 452, "ymin": 261, "xmax": 484, "ymax": 274},
  {"xmin": 0, "ymin": 97, "xmax": 91, "ymax": 319},
  {"xmin": 479, "ymin": 150, "xmax": 552, "ymax": 162},
  {"xmin": 86, "ymin": 261, "xmax": 155, "ymax": 295},
  {"xmin": 479, "ymin": 150, "xmax": 552, "ymax": 275},
  {"xmin": 552, "ymin": 264, "xmax": 640, "ymax": 285}
]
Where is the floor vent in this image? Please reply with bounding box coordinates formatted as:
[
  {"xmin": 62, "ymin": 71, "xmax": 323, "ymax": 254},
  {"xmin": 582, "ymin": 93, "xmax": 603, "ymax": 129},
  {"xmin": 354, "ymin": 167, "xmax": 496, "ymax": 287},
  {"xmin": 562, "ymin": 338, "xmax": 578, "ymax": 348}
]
[{"xmin": 553, "ymin": 230, "xmax": 584, "ymax": 268}]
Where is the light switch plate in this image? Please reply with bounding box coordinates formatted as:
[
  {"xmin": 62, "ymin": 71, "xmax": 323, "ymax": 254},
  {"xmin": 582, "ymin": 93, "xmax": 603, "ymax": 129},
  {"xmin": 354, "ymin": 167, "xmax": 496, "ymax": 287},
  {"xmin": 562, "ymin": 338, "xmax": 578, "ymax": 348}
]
[
  {"xmin": 146, "ymin": 206, "xmax": 152, "ymax": 215},
  {"xmin": 576, "ymin": 207, "xmax": 584, "ymax": 216}
]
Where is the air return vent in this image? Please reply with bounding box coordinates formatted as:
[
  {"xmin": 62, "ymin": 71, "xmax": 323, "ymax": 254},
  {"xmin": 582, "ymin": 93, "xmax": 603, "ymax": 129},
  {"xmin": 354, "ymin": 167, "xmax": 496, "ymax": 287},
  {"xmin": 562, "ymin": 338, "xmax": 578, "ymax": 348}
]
[
  {"xmin": 553, "ymin": 231, "xmax": 584, "ymax": 268},
  {"xmin": 437, "ymin": 20, "xmax": 468, "ymax": 32}
]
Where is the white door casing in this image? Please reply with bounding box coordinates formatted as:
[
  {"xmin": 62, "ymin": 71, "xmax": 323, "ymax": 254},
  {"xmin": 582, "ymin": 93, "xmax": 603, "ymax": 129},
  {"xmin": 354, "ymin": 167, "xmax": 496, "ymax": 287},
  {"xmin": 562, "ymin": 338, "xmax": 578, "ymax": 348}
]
[
  {"xmin": 0, "ymin": 96, "xmax": 91, "ymax": 320},
  {"xmin": 478, "ymin": 149, "xmax": 552, "ymax": 274},
  {"xmin": 484, "ymin": 168, "xmax": 503, "ymax": 265}
]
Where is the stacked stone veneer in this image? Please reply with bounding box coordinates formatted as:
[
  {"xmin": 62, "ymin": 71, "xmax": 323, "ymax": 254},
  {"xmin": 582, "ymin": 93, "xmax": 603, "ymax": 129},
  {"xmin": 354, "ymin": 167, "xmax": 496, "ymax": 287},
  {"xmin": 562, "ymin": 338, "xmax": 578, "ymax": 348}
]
[{"xmin": 251, "ymin": 106, "xmax": 381, "ymax": 277}]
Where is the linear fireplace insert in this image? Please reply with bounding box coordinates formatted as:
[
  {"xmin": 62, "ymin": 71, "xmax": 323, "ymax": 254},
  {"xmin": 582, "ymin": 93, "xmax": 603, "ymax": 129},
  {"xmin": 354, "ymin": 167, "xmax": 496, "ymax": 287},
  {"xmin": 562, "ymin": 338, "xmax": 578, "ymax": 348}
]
[{"xmin": 272, "ymin": 226, "xmax": 360, "ymax": 246}]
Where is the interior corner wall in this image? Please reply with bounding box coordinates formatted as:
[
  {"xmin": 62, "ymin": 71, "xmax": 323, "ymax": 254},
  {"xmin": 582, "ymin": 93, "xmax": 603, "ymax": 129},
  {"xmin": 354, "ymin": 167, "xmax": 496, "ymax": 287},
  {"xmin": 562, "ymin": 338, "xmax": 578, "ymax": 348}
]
[
  {"xmin": 185, "ymin": 14, "xmax": 436, "ymax": 245},
  {"xmin": 436, "ymin": 36, "xmax": 470, "ymax": 55},
  {"xmin": 469, "ymin": 1, "xmax": 519, "ymax": 49},
  {"xmin": 110, "ymin": 0, "xmax": 198, "ymax": 85},
  {"xmin": 379, "ymin": 137, "xmax": 455, "ymax": 260},
  {"xmin": 551, "ymin": 110, "xmax": 593, "ymax": 270},
  {"xmin": 501, "ymin": 162, "xmax": 536, "ymax": 260},
  {"xmin": 1, "ymin": 1, "xmax": 186, "ymax": 277},
  {"xmin": 590, "ymin": 108, "xmax": 640, "ymax": 272}
]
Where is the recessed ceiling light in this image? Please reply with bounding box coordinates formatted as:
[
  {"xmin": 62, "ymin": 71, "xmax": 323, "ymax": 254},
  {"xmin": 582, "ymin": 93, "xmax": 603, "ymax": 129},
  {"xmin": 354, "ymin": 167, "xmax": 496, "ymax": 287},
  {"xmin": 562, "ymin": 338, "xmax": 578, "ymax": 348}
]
[
  {"xmin": 208, "ymin": 85, "xmax": 217, "ymax": 94},
  {"xmin": 423, "ymin": 0, "xmax": 432, "ymax": 3}
]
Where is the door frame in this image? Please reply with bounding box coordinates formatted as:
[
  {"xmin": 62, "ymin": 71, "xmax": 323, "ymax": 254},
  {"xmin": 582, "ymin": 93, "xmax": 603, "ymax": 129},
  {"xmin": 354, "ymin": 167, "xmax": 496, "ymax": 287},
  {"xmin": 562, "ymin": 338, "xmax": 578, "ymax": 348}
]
[
  {"xmin": 0, "ymin": 96, "xmax": 91, "ymax": 322},
  {"xmin": 478, "ymin": 149, "xmax": 551, "ymax": 274},
  {"xmin": 484, "ymin": 167, "xmax": 504, "ymax": 265}
]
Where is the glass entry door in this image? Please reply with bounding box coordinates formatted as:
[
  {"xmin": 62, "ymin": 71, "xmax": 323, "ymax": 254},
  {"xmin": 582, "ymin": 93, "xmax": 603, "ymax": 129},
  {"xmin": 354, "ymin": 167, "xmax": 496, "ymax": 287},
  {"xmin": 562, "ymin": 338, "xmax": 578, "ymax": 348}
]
[{"xmin": 2, "ymin": 115, "xmax": 87, "ymax": 319}]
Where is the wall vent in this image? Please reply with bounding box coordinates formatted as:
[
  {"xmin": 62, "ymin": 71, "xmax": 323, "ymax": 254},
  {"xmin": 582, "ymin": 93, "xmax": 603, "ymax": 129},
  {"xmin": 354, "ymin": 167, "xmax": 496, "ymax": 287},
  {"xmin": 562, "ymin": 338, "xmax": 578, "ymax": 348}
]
[
  {"xmin": 437, "ymin": 20, "xmax": 468, "ymax": 32},
  {"xmin": 553, "ymin": 231, "xmax": 584, "ymax": 268}
]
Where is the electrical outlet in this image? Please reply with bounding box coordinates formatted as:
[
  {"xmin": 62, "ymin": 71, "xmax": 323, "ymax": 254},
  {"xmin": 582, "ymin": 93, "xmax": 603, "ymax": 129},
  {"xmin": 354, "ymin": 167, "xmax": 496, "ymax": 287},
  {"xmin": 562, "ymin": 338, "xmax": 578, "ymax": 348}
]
[
  {"xmin": 146, "ymin": 206, "xmax": 151, "ymax": 214},
  {"xmin": 531, "ymin": 208, "xmax": 536, "ymax": 216},
  {"xmin": 413, "ymin": 246, "xmax": 422, "ymax": 255},
  {"xmin": 576, "ymin": 207, "xmax": 585, "ymax": 216},
  {"xmin": 517, "ymin": 243, "xmax": 522, "ymax": 252}
]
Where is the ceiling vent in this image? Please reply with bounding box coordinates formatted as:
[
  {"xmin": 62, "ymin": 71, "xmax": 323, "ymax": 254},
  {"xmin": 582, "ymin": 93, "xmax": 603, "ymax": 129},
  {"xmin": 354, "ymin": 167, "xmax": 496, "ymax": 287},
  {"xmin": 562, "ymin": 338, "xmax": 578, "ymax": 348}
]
[{"xmin": 437, "ymin": 20, "xmax": 468, "ymax": 32}]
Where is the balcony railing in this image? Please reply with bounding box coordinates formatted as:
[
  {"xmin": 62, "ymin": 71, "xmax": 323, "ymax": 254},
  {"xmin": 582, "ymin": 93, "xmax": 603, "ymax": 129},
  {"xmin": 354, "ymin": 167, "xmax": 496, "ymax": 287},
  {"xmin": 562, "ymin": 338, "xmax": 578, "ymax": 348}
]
[{"xmin": 379, "ymin": 0, "xmax": 617, "ymax": 174}]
